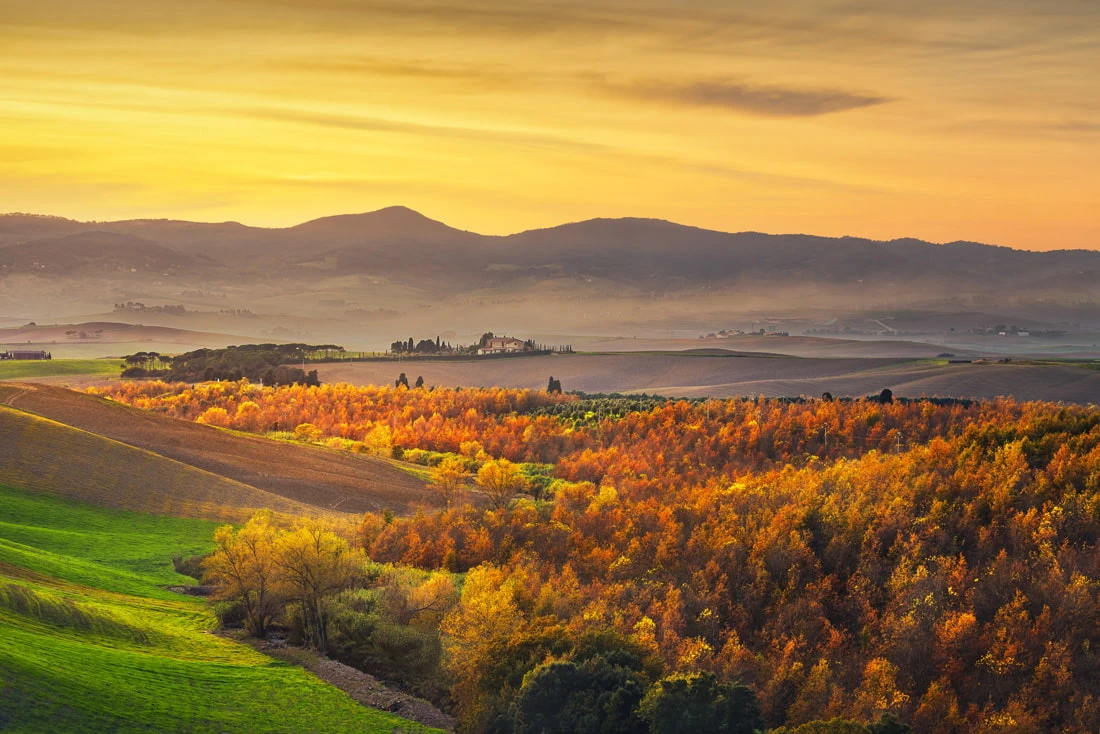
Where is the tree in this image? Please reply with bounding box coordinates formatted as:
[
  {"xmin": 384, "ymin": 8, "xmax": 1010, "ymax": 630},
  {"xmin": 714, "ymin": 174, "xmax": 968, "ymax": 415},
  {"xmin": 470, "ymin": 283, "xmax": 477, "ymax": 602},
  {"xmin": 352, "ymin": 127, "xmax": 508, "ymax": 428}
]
[
  {"xmin": 396, "ymin": 372, "xmax": 409, "ymax": 388},
  {"xmin": 202, "ymin": 513, "xmax": 282, "ymax": 638},
  {"xmin": 511, "ymin": 657, "xmax": 647, "ymax": 734},
  {"xmin": 415, "ymin": 375, "xmax": 425, "ymax": 389},
  {"xmin": 430, "ymin": 456, "xmax": 469, "ymax": 508},
  {"xmin": 639, "ymin": 673, "xmax": 762, "ymax": 734},
  {"xmin": 274, "ymin": 520, "xmax": 365, "ymax": 654},
  {"xmin": 878, "ymin": 388, "xmax": 893, "ymax": 404},
  {"xmin": 476, "ymin": 458, "xmax": 527, "ymax": 508},
  {"xmin": 867, "ymin": 713, "xmax": 912, "ymax": 734},
  {"xmin": 547, "ymin": 376, "xmax": 562, "ymax": 394},
  {"xmin": 441, "ymin": 565, "xmax": 526, "ymax": 731}
]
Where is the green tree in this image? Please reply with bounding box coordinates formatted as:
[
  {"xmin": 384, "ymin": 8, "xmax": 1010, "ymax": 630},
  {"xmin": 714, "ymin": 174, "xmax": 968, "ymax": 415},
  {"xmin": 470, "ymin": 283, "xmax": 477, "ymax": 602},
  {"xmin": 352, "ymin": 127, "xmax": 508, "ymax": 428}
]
[
  {"xmin": 639, "ymin": 673, "xmax": 762, "ymax": 734},
  {"xmin": 511, "ymin": 657, "xmax": 647, "ymax": 734},
  {"xmin": 868, "ymin": 713, "xmax": 912, "ymax": 734}
]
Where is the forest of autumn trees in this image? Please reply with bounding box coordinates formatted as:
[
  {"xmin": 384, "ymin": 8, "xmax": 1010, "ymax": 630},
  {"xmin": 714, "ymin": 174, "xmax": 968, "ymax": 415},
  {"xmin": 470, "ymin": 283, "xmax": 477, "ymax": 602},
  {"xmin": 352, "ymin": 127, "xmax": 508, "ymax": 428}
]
[{"xmin": 97, "ymin": 380, "xmax": 1100, "ymax": 733}]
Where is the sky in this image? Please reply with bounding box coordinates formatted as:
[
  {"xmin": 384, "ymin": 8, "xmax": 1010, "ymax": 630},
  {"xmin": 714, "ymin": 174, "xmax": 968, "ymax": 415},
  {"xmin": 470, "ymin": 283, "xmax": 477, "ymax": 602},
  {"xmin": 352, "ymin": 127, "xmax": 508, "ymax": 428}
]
[{"xmin": 1, "ymin": 0, "xmax": 1099, "ymax": 250}]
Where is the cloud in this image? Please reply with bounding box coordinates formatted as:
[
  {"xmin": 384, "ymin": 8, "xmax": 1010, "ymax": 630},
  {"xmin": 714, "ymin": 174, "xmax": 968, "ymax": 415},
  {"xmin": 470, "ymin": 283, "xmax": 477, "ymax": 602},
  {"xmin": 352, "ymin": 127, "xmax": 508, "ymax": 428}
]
[
  {"xmin": 234, "ymin": 106, "xmax": 613, "ymax": 153},
  {"xmin": 607, "ymin": 78, "xmax": 891, "ymax": 117},
  {"xmin": 274, "ymin": 56, "xmax": 525, "ymax": 91}
]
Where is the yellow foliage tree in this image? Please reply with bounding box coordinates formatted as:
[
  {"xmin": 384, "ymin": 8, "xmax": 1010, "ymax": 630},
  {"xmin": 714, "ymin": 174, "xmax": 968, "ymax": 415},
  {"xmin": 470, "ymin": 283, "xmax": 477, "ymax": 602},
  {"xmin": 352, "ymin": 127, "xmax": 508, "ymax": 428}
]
[
  {"xmin": 476, "ymin": 458, "xmax": 527, "ymax": 508},
  {"xmin": 430, "ymin": 456, "xmax": 469, "ymax": 508},
  {"xmin": 202, "ymin": 512, "xmax": 281, "ymax": 638},
  {"xmin": 273, "ymin": 520, "xmax": 365, "ymax": 653}
]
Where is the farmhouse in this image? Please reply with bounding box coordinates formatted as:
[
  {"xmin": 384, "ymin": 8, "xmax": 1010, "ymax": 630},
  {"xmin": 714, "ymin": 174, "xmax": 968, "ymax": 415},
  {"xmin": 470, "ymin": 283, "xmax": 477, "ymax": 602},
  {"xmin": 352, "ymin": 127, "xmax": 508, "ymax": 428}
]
[
  {"xmin": 478, "ymin": 337, "xmax": 526, "ymax": 355},
  {"xmin": 2, "ymin": 350, "xmax": 52, "ymax": 360}
]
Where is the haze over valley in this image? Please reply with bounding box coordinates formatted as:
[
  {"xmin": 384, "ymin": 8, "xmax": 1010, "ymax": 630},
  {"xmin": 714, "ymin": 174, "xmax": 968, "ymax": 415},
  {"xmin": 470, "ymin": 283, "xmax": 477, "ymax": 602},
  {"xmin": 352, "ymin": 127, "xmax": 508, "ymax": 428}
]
[{"xmin": 2, "ymin": 207, "xmax": 1098, "ymax": 367}]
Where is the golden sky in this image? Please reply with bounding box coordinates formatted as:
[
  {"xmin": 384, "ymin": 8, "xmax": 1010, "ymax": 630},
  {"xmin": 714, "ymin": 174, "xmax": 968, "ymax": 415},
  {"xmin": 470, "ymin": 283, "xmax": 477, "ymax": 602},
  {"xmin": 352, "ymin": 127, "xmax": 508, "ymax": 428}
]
[{"xmin": 2, "ymin": 0, "xmax": 1098, "ymax": 249}]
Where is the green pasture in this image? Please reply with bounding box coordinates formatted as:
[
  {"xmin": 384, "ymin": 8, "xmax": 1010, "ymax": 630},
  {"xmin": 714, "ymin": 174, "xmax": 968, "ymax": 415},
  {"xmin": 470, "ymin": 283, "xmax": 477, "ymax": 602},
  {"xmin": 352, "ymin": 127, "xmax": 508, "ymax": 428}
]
[
  {"xmin": 0, "ymin": 484, "xmax": 440, "ymax": 733},
  {"xmin": 0, "ymin": 358, "xmax": 119, "ymax": 380}
]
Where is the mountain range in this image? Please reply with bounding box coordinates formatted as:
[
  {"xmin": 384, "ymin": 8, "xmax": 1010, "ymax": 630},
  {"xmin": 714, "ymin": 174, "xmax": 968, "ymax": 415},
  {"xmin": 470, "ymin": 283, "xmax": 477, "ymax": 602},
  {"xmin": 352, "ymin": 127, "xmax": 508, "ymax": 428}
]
[
  {"xmin": 1, "ymin": 206, "xmax": 1097, "ymax": 292},
  {"xmin": 2, "ymin": 207, "xmax": 1098, "ymax": 348}
]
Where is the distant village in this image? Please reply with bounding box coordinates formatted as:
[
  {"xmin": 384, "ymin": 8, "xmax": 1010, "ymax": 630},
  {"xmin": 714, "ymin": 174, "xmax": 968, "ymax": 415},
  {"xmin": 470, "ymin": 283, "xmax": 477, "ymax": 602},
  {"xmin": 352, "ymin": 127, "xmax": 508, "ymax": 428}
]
[{"xmin": 389, "ymin": 332, "xmax": 573, "ymax": 356}]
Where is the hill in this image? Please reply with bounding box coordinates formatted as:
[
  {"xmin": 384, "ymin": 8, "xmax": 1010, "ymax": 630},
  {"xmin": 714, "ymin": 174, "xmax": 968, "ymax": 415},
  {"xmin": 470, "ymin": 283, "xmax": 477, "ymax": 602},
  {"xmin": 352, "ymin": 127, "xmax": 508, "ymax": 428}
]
[
  {"xmin": 0, "ymin": 383, "xmax": 437, "ymax": 516},
  {"xmin": 1, "ymin": 208, "xmax": 1097, "ymax": 298},
  {"xmin": 0, "ymin": 231, "xmax": 214, "ymax": 275},
  {"xmin": 0, "ymin": 483, "xmax": 441, "ymax": 733},
  {"xmin": 0, "ymin": 402, "xmax": 314, "ymax": 521}
]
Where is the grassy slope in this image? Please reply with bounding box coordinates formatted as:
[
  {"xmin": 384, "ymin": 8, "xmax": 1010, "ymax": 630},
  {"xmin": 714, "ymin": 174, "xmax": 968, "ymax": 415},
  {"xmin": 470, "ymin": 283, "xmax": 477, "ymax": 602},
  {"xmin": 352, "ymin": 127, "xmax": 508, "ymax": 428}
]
[
  {"xmin": 0, "ymin": 484, "xmax": 439, "ymax": 733},
  {"xmin": 0, "ymin": 359, "xmax": 118, "ymax": 380},
  {"xmin": 0, "ymin": 383, "xmax": 436, "ymax": 515},
  {"xmin": 0, "ymin": 403, "xmax": 318, "ymax": 522}
]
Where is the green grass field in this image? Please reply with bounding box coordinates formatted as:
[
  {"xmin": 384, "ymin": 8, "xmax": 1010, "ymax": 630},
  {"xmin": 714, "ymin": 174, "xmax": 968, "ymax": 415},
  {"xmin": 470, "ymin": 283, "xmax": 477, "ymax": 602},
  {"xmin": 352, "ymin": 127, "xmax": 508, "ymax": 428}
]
[
  {"xmin": 0, "ymin": 358, "xmax": 119, "ymax": 380},
  {"xmin": 0, "ymin": 484, "xmax": 441, "ymax": 733}
]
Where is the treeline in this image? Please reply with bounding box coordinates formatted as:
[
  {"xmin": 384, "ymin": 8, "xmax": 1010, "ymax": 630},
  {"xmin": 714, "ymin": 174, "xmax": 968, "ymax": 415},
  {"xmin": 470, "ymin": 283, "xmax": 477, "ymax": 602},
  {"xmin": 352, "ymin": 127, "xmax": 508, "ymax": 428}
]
[
  {"xmin": 120, "ymin": 343, "xmax": 330, "ymax": 385},
  {"xmin": 101, "ymin": 382, "xmax": 1100, "ymax": 732}
]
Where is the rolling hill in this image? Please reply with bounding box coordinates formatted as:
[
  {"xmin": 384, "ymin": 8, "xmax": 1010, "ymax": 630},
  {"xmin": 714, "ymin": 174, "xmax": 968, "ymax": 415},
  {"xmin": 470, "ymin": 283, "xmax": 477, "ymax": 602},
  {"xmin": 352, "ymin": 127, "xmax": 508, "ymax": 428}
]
[
  {"xmin": 0, "ymin": 383, "xmax": 439, "ymax": 518},
  {"xmin": 0, "ymin": 402, "xmax": 314, "ymax": 521},
  {"xmin": 0, "ymin": 482, "xmax": 441, "ymax": 733}
]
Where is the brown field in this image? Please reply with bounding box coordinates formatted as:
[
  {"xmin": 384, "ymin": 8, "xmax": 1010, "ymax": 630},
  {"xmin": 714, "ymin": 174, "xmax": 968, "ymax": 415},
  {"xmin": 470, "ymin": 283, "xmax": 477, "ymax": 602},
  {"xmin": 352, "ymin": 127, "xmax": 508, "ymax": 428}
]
[
  {"xmin": 317, "ymin": 353, "xmax": 1100, "ymax": 404},
  {"xmin": 0, "ymin": 383, "xmax": 439, "ymax": 517},
  {"xmin": 0, "ymin": 404, "xmax": 313, "ymax": 522},
  {"xmin": 574, "ymin": 335, "xmax": 956, "ymax": 358}
]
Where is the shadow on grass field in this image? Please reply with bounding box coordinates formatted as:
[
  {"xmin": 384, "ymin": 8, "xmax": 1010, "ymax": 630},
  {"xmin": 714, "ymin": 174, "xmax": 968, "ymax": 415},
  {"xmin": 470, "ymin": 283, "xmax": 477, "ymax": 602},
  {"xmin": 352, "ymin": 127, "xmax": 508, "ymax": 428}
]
[{"xmin": 0, "ymin": 484, "xmax": 442, "ymax": 734}]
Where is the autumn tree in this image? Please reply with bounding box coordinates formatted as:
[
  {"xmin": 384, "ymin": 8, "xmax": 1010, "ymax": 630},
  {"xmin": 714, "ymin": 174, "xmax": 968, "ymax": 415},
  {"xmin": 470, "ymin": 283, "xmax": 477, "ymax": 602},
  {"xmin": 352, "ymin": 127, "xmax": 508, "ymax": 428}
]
[
  {"xmin": 430, "ymin": 456, "xmax": 469, "ymax": 508},
  {"xmin": 476, "ymin": 457, "xmax": 528, "ymax": 508},
  {"xmin": 202, "ymin": 512, "xmax": 282, "ymax": 638},
  {"xmin": 274, "ymin": 520, "xmax": 365, "ymax": 654},
  {"xmin": 441, "ymin": 564, "xmax": 526, "ymax": 730}
]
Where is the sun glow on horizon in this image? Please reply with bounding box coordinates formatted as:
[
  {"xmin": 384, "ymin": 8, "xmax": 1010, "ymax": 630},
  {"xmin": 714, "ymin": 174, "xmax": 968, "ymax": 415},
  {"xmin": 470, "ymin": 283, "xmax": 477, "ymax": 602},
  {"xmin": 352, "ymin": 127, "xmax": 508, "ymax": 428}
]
[{"xmin": 1, "ymin": 0, "xmax": 1098, "ymax": 250}]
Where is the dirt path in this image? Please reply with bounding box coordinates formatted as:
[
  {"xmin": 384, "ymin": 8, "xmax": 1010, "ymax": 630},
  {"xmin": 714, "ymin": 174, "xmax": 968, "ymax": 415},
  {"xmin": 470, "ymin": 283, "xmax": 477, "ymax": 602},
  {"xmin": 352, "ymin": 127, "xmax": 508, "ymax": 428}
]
[{"xmin": 236, "ymin": 635, "xmax": 455, "ymax": 731}]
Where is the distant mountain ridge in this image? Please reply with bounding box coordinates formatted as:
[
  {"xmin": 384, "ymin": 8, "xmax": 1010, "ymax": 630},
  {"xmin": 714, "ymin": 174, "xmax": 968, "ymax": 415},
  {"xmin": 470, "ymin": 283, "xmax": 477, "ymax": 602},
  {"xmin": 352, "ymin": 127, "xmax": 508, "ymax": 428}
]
[{"xmin": 0, "ymin": 207, "xmax": 1097, "ymax": 300}]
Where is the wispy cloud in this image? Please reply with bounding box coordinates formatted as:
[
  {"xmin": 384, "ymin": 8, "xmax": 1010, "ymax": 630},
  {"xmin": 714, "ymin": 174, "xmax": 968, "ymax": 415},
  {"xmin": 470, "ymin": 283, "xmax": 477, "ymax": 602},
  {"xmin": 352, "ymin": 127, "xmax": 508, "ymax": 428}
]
[
  {"xmin": 234, "ymin": 106, "xmax": 613, "ymax": 153},
  {"xmin": 274, "ymin": 56, "xmax": 525, "ymax": 91},
  {"xmin": 605, "ymin": 78, "xmax": 891, "ymax": 117}
]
